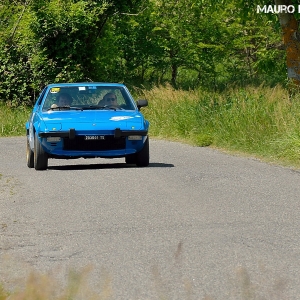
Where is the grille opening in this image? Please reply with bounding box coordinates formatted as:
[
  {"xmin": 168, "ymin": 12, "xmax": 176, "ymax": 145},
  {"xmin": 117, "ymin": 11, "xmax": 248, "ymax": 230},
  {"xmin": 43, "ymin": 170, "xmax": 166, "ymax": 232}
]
[{"xmin": 63, "ymin": 135, "xmax": 126, "ymax": 151}]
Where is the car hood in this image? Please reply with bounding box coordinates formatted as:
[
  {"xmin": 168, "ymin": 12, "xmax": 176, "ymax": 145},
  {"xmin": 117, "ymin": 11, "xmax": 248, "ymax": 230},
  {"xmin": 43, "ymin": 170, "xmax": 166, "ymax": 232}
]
[{"xmin": 40, "ymin": 110, "xmax": 145, "ymax": 131}]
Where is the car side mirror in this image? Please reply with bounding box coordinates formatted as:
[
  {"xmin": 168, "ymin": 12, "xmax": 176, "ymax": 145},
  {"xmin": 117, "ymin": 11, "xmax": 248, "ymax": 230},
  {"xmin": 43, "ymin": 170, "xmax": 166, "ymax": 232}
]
[{"xmin": 136, "ymin": 99, "xmax": 148, "ymax": 110}]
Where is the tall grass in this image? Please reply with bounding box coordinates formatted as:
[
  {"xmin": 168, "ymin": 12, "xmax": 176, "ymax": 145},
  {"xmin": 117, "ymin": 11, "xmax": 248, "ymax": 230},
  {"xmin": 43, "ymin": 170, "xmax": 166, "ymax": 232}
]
[
  {"xmin": 0, "ymin": 102, "xmax": 31, "ymax": 137},
  {"xmin": 0, "ymin": 264, "xmax": 288, "ymax": 300},
  {"xmin": 0, "ymin": 267, "xmax": 112, "ymax": 300},
  {"xmin": 137, "ymin": 84, "xmax": 300, "ymax": 167}
]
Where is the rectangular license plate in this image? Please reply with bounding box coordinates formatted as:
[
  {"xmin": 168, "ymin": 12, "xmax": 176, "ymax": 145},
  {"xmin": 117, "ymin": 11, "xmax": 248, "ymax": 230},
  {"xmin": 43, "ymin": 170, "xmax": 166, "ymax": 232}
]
[{"xmin": 84, "ymin": 135, "xmax": 105, "ymax": 140}]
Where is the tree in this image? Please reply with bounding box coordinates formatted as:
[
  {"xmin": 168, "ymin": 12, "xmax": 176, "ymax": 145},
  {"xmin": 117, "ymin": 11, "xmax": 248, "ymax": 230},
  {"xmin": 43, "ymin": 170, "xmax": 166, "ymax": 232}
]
[
  {"xmin": 0, "ymin": 0, "xmax": 145, "ymax": 104},
  {"xmin": 274, "ymin": 0, "xmax": 300, "ymax": 86},
  {"xmin": 28, "ymin": 0, "xmax": 146, "ymax": 83},
  {"xmin": 0, "ymin": 0, "xmax": 35, "ymax": 104},
  {"xmin": 237, "ymin": 0, "xmax": 300, "ymax": 87},
  {"xmin": 0, "ymin": 0, "xmax": 296, "ymax": 104},
  {"xmin": 112, "ymin": 0, "xmax": 285, "ymax": 89}
]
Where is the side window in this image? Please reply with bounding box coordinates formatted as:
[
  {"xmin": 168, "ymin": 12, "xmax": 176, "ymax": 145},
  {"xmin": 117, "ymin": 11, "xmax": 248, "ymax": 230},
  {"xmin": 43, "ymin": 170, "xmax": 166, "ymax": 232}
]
[
  {"xmin": 114, "ymin": 90, "xmax": 125, "ymax": 106},
  {"xmin": 36, "ymin": 87, "xmax": 47, "ymax": 106},
  {"xmin": 42, "ymin": 91, "xmax": 57, "ymax": 111},
  {"xmin": 120, "ymin": 89, "xmax": 135, "ymax": 110}
]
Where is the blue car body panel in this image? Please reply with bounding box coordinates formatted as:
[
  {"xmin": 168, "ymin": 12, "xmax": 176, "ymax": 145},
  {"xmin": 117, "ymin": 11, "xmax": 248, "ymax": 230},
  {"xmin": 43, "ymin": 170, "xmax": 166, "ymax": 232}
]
[{"xmin": 26, "ymin": 82, "xmax": 149, "ymax": 161}]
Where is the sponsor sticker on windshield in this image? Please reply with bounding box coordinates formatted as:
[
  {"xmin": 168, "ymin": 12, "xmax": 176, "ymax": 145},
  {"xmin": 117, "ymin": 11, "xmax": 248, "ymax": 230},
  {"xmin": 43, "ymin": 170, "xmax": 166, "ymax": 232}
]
[{"xmin": 50, "ymin": 87, "xmax": 60, "ymax": 93}]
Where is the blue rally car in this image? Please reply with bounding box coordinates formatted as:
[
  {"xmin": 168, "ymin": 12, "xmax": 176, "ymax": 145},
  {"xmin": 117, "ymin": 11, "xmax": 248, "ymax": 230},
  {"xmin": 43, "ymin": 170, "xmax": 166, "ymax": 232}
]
[{"xmin": 26, "ymin": 82, "xmax": 149, "ymax": 170}]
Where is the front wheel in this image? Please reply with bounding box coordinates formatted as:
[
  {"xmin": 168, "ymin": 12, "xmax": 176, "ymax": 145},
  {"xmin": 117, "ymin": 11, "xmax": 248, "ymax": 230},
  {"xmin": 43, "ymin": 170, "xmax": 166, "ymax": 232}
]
[
  {"xmin": 136, "ymin": 137, "xmax": 149, "ymax": 167},
  {"xmin": 34, "ymin": 134, "xmax": 48, "ymax": 170},
  {"xmin": 26, "ymin": 138, "xmax": 34, "ymax": 168}
]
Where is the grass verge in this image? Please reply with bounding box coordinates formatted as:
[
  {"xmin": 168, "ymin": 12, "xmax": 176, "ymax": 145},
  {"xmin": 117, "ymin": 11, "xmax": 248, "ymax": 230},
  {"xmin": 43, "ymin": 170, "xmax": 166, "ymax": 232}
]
[
  {"xmin": 0, "ymin": 102, "xmax": 31, "ymax": 137},
  {"xmin": 136, "ymin": 84, "xmax": 300, "ymax": 168}
]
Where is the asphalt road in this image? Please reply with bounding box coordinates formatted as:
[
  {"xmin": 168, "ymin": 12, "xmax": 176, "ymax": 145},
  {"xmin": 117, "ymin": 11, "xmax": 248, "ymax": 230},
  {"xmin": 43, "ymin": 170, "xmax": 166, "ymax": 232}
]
[{"xmin": 1, "ymin": 137, "xmax": 300, "ymax": 299}]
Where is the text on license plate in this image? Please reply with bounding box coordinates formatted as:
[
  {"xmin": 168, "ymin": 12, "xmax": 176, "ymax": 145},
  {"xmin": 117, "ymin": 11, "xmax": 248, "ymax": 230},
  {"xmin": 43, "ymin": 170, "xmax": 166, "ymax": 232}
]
[{"xmin": 84, "ymin": 135, "xmax": 105, "ymax": 140}]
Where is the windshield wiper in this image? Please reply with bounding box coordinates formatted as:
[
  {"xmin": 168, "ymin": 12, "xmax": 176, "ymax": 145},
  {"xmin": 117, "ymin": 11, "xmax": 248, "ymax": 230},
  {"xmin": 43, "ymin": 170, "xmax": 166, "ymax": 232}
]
[
  {"xmin": 48, "ymin": 105, "xmax": 119, "ymax": 111},
  {"xmin": 48, "ymin": 106, "xmax": 83, "ymax": 111},
  {"xmin": 81, "ymin": 105, "xmax": 117, "ymax": 111},
  {"xmin": 81, "ymin": 105, "xmax": 106, "ymax": 110}
]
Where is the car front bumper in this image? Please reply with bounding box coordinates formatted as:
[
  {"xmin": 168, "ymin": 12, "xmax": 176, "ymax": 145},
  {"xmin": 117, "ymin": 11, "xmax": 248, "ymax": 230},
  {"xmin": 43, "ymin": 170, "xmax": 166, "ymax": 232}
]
[
  {"xmin": 38, "ymin": 128, "xmax": 148, "ymax": 158},
  {"xmin": 39, "ymin": 127, "xmax": 148, "ymax": 139}
]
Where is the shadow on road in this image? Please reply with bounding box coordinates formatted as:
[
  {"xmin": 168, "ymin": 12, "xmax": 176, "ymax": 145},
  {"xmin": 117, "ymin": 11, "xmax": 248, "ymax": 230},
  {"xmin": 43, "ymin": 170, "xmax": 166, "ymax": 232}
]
[{"xmin": 47, "ymin": 162, "xmax": 174, "ymax": 171}]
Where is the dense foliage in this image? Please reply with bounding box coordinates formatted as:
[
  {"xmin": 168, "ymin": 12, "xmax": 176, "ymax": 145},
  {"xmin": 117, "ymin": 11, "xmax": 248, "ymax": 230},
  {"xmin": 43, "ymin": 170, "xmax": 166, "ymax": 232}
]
[{"xmin": 0, "ymin": 0, "xmax": 291, "ymax": 104}]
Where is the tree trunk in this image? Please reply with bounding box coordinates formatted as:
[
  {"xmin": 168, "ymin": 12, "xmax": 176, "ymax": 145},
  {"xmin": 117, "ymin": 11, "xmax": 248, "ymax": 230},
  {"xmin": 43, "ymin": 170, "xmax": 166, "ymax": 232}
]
[
  {"xmin": 169, "ymin": 49, "xmax": 178, "ymax": 88},
  {"xmin": 275, "ymin": 0, "xmax": 300, "ymax": 86},
  {"xmin": 171, "ymin": 64, "xmax": 177, "ymax": 88}
]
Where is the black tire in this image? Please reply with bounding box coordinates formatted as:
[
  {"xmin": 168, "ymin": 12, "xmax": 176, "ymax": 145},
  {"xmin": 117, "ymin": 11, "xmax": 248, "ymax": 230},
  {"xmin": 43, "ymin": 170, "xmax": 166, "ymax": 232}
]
[
  {"xmin": 26, "ymin": 138, "xmax": 34, "ymax": 168},
  {"xmin": 136, "ymin": 137, "xmax": 149, "ymax": 167},
  {"xmin": 34, "ymin": 134, "xmax": 48, "ymax": 170},
  {"xmin": 125, "ymin": 154, "xmax": 136, "ymax": 164}
]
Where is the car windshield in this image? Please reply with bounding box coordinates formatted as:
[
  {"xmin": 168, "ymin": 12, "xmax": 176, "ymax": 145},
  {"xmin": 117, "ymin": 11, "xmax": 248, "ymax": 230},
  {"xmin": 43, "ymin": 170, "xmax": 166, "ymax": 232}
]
[{"xmin": 42, "ymin": 85, "xmax": 136, "ymax": 111}]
